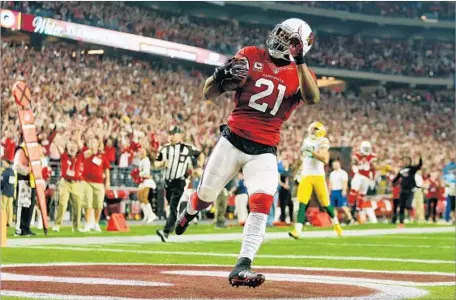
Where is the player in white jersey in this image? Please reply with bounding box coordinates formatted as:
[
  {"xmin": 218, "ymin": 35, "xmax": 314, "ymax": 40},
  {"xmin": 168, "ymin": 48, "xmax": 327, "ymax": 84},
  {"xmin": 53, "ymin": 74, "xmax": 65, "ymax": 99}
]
[{"xmin": 289, "ymin": 122, "xmax": 342, "ymax": 239}]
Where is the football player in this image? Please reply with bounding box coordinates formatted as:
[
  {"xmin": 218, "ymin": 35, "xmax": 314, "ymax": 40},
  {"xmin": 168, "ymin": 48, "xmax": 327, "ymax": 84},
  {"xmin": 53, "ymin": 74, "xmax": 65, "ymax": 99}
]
[
  {"xmin": 289, "ymin": 122, "xmax": 343, "ymax": 239},
  {"xmin": 349, "ymin": 141, "xmax": 377, "ymax": 218},
  {"xmin": 175, "ymin": 18, "xmax": 320, "ymax": 288}
]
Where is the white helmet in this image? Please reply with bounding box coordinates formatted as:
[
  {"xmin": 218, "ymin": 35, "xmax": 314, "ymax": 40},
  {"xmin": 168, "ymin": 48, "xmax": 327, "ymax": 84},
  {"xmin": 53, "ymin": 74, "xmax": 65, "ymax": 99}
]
[
  {"xmin": 266, "ymin": 18, "xmax": 314, "ymax": 61},
  {"xmin": 360, "ymin": 141, "xmax": 372, "ymax": 155}
]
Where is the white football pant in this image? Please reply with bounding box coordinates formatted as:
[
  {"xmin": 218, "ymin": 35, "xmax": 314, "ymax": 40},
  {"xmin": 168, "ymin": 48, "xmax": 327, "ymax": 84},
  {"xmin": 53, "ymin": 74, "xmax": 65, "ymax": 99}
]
[{"xmin": 197, "ymin": 136, "xmax": 278, "ymax": 204}]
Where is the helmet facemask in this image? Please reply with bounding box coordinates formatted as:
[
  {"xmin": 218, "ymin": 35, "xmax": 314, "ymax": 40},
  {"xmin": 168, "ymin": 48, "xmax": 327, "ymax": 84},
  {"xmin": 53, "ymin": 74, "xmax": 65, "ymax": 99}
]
[{"xmin": 266, "ymin": 25, "xmax": 292, "ymax": 61}]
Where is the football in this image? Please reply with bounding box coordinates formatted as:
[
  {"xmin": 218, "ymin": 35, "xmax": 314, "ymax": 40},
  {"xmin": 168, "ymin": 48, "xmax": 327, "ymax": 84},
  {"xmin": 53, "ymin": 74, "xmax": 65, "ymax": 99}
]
[{"xmin": 221, "ymin": 57, "xmax": 249, "ymax": 91}]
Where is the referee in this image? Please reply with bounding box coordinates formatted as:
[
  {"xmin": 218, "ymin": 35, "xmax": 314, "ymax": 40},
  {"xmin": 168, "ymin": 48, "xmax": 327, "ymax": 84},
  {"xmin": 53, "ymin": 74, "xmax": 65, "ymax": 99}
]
[{"xmin": 155, "ymin": 126, "xmax": 203, "ymax": 242}]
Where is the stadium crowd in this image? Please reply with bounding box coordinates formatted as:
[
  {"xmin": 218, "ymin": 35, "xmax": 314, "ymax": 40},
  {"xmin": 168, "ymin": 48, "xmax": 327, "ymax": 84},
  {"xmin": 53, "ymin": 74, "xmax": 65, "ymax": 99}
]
[
  {"xmin": 3, "ymin": 1, "xmax": 455, "ymax": 78},
  {"xmin": 2, "ymin": 42, "xmax": 454, "ymax": 176},
  {"xmin": 291, "ymin": 1, "xmax": 455, "ymax": 20}
]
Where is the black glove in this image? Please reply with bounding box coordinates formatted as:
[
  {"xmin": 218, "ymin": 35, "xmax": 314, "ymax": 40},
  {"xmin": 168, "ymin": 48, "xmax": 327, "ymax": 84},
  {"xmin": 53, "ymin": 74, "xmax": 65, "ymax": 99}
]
[{"xmin": 213, "ymin": 58, "xmax": 248, "ymax": 85}]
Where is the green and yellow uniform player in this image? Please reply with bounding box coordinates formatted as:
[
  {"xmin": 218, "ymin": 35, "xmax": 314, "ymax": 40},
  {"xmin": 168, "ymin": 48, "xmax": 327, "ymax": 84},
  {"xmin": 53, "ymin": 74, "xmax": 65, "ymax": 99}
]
[{"xmin": 289, "ymin": 122, "xmax": 343, "ymax": 239}]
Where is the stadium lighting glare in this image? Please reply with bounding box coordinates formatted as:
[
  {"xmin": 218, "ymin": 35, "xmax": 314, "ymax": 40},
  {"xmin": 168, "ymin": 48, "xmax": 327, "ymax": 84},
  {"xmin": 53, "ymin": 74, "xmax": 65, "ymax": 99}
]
[
  {"xmin": 421, "ymin": 15, "xmax": 438, "ymax": 23},
  {"xmin": 88, "ymin": 50, "xmax": 104, "ymax": 55}
]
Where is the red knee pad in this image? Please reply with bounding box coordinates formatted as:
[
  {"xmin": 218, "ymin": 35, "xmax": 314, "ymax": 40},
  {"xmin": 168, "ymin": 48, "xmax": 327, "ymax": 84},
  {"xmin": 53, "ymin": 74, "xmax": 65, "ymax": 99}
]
[
  {"xmin": 249, "ymin": 193, "xmax": 273, "ymax": 214},
  {"xmin": 190, "ymin": 191, "xmax": 212, "ymax": 211}
]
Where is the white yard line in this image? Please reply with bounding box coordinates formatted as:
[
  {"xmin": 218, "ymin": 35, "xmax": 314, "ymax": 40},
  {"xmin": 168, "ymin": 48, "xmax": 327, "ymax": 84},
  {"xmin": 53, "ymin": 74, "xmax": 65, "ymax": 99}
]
[
  {"xmin": 297, "ymin": 242, "xmax": 454, "ymax": 249},
  {"xmin": 74, "ymin": 241, "xmax": 454, "ymax": 250},
  {"xmin": 1, "ymin": 273, "xmax": 171, "ymax": 286},
  {"xmin": 388, "ymin": 236, "xmax": 455, "ymax": 241},
  {"xmin": 6, "ymin": 226, "xmax": 454, "ymax": 247},
  {"xmin": 29, "ymin": 245, "xmax": 455, "ymax": 264}
]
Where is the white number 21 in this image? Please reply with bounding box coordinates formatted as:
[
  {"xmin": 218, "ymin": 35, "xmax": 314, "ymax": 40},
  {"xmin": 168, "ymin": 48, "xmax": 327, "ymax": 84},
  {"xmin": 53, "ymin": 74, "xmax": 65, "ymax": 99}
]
[{"xmin": 248, "ymin": 78, "xmax": 286, "ymax": 116}]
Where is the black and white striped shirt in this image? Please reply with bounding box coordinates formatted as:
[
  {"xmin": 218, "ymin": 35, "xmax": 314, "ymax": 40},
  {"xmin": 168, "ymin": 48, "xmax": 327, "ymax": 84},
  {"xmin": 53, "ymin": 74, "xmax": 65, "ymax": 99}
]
[{"xmin": 156, "ymin": 143, "xmax": 201, "ymax": 181}]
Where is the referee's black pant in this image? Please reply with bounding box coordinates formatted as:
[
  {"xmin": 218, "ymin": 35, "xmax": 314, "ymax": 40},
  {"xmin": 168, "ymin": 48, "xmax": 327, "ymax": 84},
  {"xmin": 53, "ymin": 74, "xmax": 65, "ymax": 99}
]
[
  {"xmin": 392, "ymin": 190, "xmax": 413, "ymax": 224},
  {"xmin": 163, "ymin": 179, "xmax": 186, "ymax": 235}
]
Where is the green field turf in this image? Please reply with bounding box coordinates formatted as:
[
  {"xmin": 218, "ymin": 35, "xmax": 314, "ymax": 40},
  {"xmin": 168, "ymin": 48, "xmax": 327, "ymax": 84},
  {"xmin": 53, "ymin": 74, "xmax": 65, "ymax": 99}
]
[
  {"xmin": 6, "ymin": 222, "xmax": 452, "ymax": 238},
  {"xmin": 2, "ymin": 224, "xmax": 455, "ymax": 300}
]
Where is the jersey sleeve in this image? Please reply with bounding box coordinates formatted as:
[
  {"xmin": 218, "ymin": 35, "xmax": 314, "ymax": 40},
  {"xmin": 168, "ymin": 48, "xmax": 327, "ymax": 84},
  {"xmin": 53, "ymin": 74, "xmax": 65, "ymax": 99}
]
[
  {"xmin": 319, "ymin": 138, "xmax": 330, "ymax": 149},
  {"xmin": 103, "ymin": 156, "xmax": 111, "ymax": 170},
  {"xmin": 234, "ymin": 46, "xmax": 257, "ymax": 61},
  {"xmin": 342, "ymin": 170, "xmax": 348, "ymax": 181},
  {"xmin": 234, "ymin": 46, "xmax": 259, "ymax": 71}
]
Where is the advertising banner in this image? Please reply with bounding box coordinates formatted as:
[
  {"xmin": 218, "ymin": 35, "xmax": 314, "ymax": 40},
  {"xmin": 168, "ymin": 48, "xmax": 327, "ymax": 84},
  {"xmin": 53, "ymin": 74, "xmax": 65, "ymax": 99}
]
[{"xmin": 3, "ymin": 10, "xmax": 228, "ymax": 66}]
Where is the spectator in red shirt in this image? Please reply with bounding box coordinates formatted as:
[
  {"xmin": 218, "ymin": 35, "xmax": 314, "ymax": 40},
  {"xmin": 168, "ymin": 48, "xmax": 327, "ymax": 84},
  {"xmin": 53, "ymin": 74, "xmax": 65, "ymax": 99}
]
[
  {"xmin": 53, "ymin": 141, "xmax": 84, "ymax": 232},
  {"xmin": 82, "ymin": 138, "xmax": 110, "ymax": 232},
  {"xmin": 425, "ymin": 171, "xmax": 441, "ymax": 223},
  {"xmin": 1, "ymin": 130, "xmax": 16, "ymax": 162},
  {"xmin": 104, "ymin": 138, "xmax": 117, "ymax": 165}
]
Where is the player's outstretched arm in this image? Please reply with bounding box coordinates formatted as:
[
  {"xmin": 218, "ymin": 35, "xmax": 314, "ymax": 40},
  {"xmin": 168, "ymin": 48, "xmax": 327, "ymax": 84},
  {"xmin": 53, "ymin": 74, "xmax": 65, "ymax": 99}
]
[
  {"xmin": 296, "ymin": 64, "xmax": 320, "ymax": 105},
  {"xmin": 289, "ymin": 33, "xmax": 320, "ymax": 105}
]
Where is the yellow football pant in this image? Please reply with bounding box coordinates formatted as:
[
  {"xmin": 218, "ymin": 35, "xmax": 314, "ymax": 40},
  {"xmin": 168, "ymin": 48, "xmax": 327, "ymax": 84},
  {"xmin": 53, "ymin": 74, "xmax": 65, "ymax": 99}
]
[{"xmin": 297, "ymin": 175, "xmax": 330, "ymax": 207}]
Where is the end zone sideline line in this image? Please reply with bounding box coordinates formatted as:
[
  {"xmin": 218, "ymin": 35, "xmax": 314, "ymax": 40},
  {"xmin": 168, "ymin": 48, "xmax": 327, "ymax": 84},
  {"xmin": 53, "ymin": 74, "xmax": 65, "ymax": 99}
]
[
  {"xmin": 29, "ymin": 245, "xmax": 455, "ymax": 264},
  {"xmin": 6, "ymin": 226, "xmax": 454, "ymax": 247}
]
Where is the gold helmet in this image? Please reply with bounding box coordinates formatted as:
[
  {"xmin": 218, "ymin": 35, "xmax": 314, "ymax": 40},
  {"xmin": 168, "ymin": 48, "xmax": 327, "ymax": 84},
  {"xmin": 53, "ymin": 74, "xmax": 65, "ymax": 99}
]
[{"xmin": 308, "ymin": 121, "xmax": 326, "ymax": 138}]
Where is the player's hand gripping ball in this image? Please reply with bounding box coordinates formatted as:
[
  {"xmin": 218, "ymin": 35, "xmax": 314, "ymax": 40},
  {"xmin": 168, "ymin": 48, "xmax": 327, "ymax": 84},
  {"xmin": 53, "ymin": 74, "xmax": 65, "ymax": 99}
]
[{"xmin": 214, "ymin": 57, "xmax": 249, "ymax": 91}]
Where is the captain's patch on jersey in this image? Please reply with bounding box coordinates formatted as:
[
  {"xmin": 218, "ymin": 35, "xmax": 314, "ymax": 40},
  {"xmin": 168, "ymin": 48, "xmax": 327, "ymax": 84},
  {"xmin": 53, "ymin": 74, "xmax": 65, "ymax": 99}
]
[{"xmin": 253, "ymin": 62, "xmax": 263, "ymax": 72}]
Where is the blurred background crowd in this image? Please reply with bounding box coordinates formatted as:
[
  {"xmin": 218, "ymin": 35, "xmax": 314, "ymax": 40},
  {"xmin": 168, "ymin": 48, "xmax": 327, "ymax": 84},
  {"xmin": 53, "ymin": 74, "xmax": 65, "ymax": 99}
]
[{"xmin": 3, "ymin": 1, "xmax": 455, "ymax": 77}]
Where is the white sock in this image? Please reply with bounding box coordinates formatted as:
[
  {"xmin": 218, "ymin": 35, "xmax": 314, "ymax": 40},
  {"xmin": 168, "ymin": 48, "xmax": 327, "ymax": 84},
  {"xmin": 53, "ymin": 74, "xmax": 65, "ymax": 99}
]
[
  {"xmin": 294, "ymin": 223, "xmax": 303, "ymax": 235},
  {"xmin": 186, "ymin": 200, "xmax": 198, "ymax": 215},
  {"xmin": 140, "ymin": 203, "xmax": 148, "ymax": 219},
  {"xmin": 146, "ymin": 203, "xmax": 156, "ymax": 218},
  {"xmin": 238, "ymin": 212, "xmax": 267, "ymax": 261},
  {"xmin": 332, "ymin": 216, "xmax": 339, "ymax": 225}
]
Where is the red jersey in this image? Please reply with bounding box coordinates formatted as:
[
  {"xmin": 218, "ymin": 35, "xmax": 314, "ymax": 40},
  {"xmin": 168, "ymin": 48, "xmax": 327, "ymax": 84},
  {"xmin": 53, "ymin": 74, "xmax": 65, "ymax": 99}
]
[
  {"xmin": 60, "ymin": 152, "xmax": 83, "ymax": 181},
  {"xmin": 353, "ymin": 152, "xmax": 376, "ymax": 178},
  {"xmin": 427, "ymin": 178, "xmax": 440, "ymax": 199},
  {"xmin": 104, "ymin": 145, "xmax": 116, "ymax": 164},
  {"xmin": 82, "ymin": 152, "xmax": 110, "ymax": 184},
  {"xmin": 2, "ymin": 137, "xmax": 16, "ymax": 162},
  {"xmin": 228, "ymin": 46, "xmax": 312, "ymax": 146}
]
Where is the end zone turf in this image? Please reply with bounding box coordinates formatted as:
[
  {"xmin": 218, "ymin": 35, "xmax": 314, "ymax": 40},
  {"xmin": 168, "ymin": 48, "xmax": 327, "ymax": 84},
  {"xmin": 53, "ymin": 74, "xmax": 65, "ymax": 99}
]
[{"xmin": 1, "ymin": 226, "xmax": 454, "ymax": 300}]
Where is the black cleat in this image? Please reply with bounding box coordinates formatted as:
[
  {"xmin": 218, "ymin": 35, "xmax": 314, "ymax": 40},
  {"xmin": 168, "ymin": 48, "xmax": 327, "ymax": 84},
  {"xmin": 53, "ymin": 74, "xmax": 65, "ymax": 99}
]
[
  {"xmin": 175, "ymin": 210, "xmax": 197, "ymax": 235},
  {"xmin": 156, "ymin": 229, "xmax": 168, "ymax": 242},
  {"xmin": 228, "ymin": 258, "xmax": 265, "ymax": 288}
]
